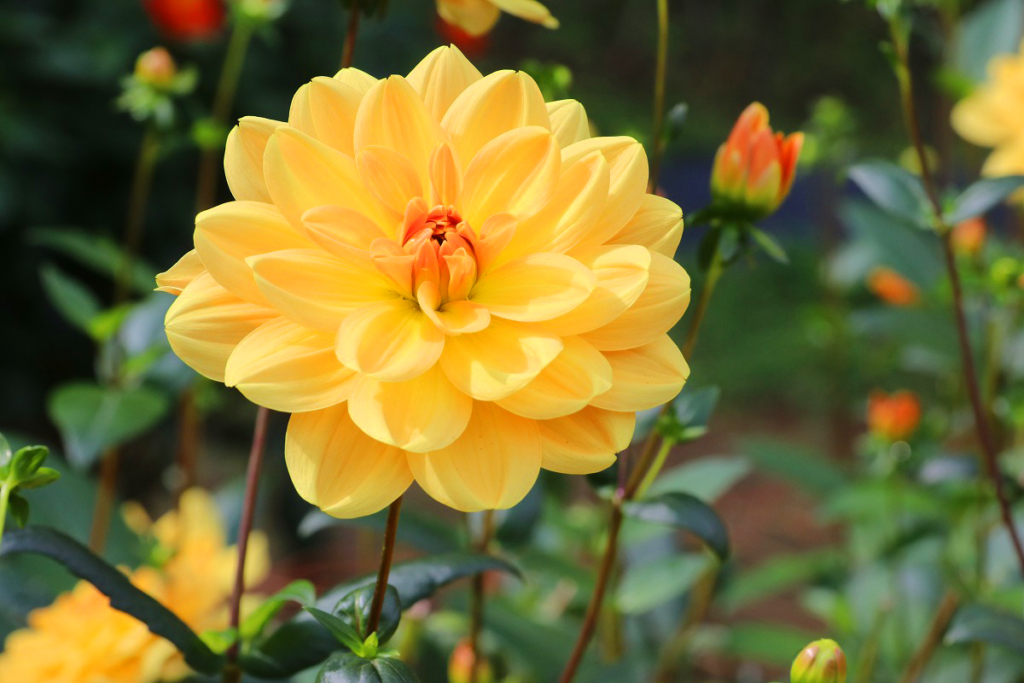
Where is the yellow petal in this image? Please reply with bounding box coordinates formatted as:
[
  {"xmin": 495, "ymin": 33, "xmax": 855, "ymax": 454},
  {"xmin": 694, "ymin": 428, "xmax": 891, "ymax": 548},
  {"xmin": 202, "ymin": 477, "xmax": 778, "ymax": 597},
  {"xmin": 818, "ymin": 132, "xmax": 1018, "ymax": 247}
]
[
  {"xmin": 539, "ymin": 406, "xmax": 634, "ymax": 474},
  {"xmin": 591, "ymin": 335, "xmax": 689, "ymax": 412},
  {"xmin": 407, "ymin": 401, "xmax": 541, "ymax": 511},
  {"xmin": 461, "ymin": 126, "xmax": 560, "ymax": 226},
  {"xmin": 607, "ymin": 193, "xmax": 683, "ymax": 258},
  {"xmin": 348, "ymin": 365, "xmax": 471, "ymax": 453},
  {"xmin": 951, "ymin": 88, "xmax": 1017, "ymax": 148},
  {"xmin": 581, "ymin": 252, "xmax": 690, "ymax": 351},
  {"xmin": 440, "ymin": 317, "xmax": 562, "ymax": 400},
  {"xmin": 436, "ymin": 0, "xmax": 501, "ymax": 37},
  {"xmin": 263, "ymin": 127, "xmax": 382, "ymax": 231},
  {"xmin": 981, "ymin": 136, "xmax": 1024, "ymax": 176},
  {"xmin": 336, "ymin": 298, "xmax": 444, "ymax": 382},
  {"xmin": 418, "ymin": 283, "xmax": 491, "ymax": 335},
  {"xmin": 225, "ymin": 317, "xmax": 356, "ymax": 412},
  {"xmin": 442, "ymin": 70, "xmax": 550, "ymax": 166},
  {"xmin": 165, "ymin": 272, "xmax": 278, "ymax": 382},
  {"xmin": 353, "ymin": 75, "xmax": 442, "ymax": 186},
  {"xmin": 306, "ymin": 76, "xmax": 366, "ymax": 156},
  {"xmin": 491, "ymin": 0, "xmax": 559, "ymax": 27},
  {"xmin": 357, "ymin": 145, "xmax": 424, "ymax": 219},
  {"xmin": 288, "ymin": 84, "xmax": 317, "ymax": 138},
  {"xmin": 546, "ymin": 244, "xmax": 651, "ymax": 336},
  {"xmin": 302, "ymin": 205, "xmax": 389, "ymax": 253},
  {"xmin": 471, "ymin": 252, "xmax": 595, "ymax": 321},
  {"xmin": 333, "ymin": 67, "xmax": 379, "ymax": 92},
  {"xmin": 547, "ymin": 100, "xmax": 589, "ymax": 147},
  {"xmin": 407, "ymin": 45, "xmax": 484, "ymax": 122},
  {"xmin": 497, "ymin": 336, "xmax": 612, "ymax": 419},
  {"xmin": 225, "ymin": 117, "xmax": 285, "ymax": 204},
  {"xmin": 156, "ymin": 249, "xmax": 205, "ymax": 295},
  {"xmin": 250, "ymin": 248, "xmax": 396, "ymax": 332},
  {"xmin": 194, "ymin": 201, "xmax": 313, "ymax": 306},
  {"xmin": 286, "ymin": 404, "xmax": 411, "ymax": 518},
  {"xmin": 561, "ymin": 137, "xmax": 649, "ymax": 246},
  {"xmin": 429, "ymin": 142, "xmax": 463, "ymax": 207}
]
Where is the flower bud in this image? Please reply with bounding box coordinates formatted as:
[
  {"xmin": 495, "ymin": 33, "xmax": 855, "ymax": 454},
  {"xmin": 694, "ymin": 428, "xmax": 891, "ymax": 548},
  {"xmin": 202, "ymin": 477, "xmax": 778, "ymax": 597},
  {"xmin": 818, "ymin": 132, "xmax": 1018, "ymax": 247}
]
[
  {"xmin": 867, "ymin": 266, "xmax": 919, "ymax": 306},
  {"xmin": 791, "ymin": 639, "xmax": 847, "ymax": 683},
  {"xmin": 134, "ymin": 47, "xmax": 178, "ymax": 87},
  {"xmin": 952, "ymin": 217, "xmax": 986, "ymax": 255},
  {"xmin": 867, "ymin": 391, "xmax": 921, "ymax": 442},
  {"xmin": 448, "ymin": 639, "xmax": 493, "ymax": 683},
  {"xmin": 711, "ymin": 102, "xmax": 804, "ymax": 219}
]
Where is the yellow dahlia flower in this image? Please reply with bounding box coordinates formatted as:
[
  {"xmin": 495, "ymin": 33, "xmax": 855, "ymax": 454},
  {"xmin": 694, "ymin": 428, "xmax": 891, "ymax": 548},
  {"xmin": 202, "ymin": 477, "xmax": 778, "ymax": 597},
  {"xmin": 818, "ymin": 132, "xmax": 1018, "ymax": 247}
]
[
  {"xmin": 953, "ymin": 41, "xmax": 1024, "ymax": 179},
  {"xmin": 436, "ymin": 0, "xmax": 558, "ymax": 37},
  {"xmin": 158, "ymin": 46, "xmax": 691, "ymax": 516},
  {"xmin": 0, "ymin": 490, "xmax": 268, "ymax": 683}
]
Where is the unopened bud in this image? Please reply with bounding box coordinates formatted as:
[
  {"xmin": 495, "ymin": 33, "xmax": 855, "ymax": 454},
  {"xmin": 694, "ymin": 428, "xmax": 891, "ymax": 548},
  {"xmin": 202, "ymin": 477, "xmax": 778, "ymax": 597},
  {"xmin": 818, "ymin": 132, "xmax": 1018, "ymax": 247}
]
[
  {"xmin": 448, "ymin": 638, "xmax": 493, "ymax": 683},
  {"xmin": 791, "ymin": 639, "xmax": 846, "ymax": 683},
  {"xmin": 134, "ymin": 47, "xmax": 177, "ymax": 86}
]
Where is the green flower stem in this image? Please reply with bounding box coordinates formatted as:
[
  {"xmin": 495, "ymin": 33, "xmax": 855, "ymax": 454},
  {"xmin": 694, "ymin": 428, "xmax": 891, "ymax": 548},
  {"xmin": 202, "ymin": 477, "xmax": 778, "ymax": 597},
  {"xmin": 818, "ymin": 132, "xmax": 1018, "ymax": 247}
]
[
  {"xmin": 367, "ymin": 495, "xmax": 403, "ymax": 636},
  {"xmin": 0, "ymin": 481, "xmax": 11, "ymax": 554},
  {"xmin": 469, "ymin": 509, "xmax": 495, "ymax": 683},
  {"xmin": 114, "ymin": 125, "xmax": 160, "ymax": 305},
  {"xmin": 634, "ymin": 439, "xmax": 673, "ymax": 501},
  {"xmin": 897, "ymin": 592, "xmax": 959, "ymax": 683},
  {"xmin": 648, "ymin": 0, "xmax": 670, "ymax": 192}
]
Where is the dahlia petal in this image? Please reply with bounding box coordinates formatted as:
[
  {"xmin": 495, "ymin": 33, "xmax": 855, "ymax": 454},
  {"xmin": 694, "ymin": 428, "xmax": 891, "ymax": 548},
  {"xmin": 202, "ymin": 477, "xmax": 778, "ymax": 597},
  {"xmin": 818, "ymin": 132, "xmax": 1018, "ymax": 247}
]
[
  {"xmin": 471, "ymin": 252, "xmax": 595, "ymax": 321},
  {"xmin": 546, "ymin": 244, "xmax": 651, "ymax": 336},
  {"xmin": 442, "ymin": 70, "xmax": 551, "ymax": 165},
  {"xmin": 332, "ymin": 67, "xmax": 379, "ymax": 92},
  {"xmin": 561, "ymin": 137, "xmax": 649, "ymax": 246},
  {"xmin": 406, "ymin": 45, "xmax": 484, "ymax": 122},
  {"xmin": 547, "ymin": 99, "xmax": 589, "ymax": 147},
  {"xmin": 335, "ymin": 298, "xmax": 444, "ymax": 382},
  {"xmin": 156, "ymin": 249, "xmax": 205, "ymax": 295},
  {"xmin": 538, "ymin": 406, "xmax": 634, "ymax": 475},
  {"xmin": 407, "ymin": 402, "xmax": 541, "ymax": 511},
  {"xmin": 951, "ymin": 88, "xmax": 1016, "ymax": 147},
  {"xmin": 286, "ymin": 404, "xmax": 411, "ymax": 518},
  {"xmin": 982, "ymin": 136, "xmax": 1024, "ymax": 176},
  {"xmin": 301, "ymin": 205, "xmax": 389, "ymax": 255},
  {"xmin": 608, "ymin": 194, "xmax": 684, "ymax": 258},
  {"xmin": 288, "ymin": 84, "xmax": 317, "ymax": 138},
  {"xmin": 224, "ymin": 117, "xmax": 285, "ymax": 204},
  {"xmin": 194, "ymin": 201, "xmax": 313, "ymax": 306},
  {"xmin": 461, "ymin": 127, "xmax": 560, "ymax": 226},
  {"xmin": 581, "ymin": 252, "xmax": 690, "ymax": 351},
  {"xmin": 250, "ymin": 248, "xmax": 395, "ymax": 332},
  {"xmin": 429, "ymin": 142, "xmax": 463, "ymax": 207},
  {"xmin": 307, "ymin": 76, "xmax": 366, "ymax": 155},
  {"xmin": 591, "ymin": 335, "xmax": 689, "ymax": 412},
  {"xmin": 348, "ymin": 365, "xmax": 471, "ymax": 453},
  {"xmin": 165, "ymin": 272, "xmax": 278, "ymax": 382},
  {"xmin": 436, "ymin": 0, "xmax": 501, "ymax": 38},
  {"xmin": 490, "ymin": 0, "xmax": 559, "ymax": 27},
  {"xmin": 225, "ymin": 318, "xmax": 356, "ymax": 412},
  {"xmin": 357, "ymin": 145, "xmax": 424, "ymax": 218},
  {"xmin": 440, "ymin": 317, "xmax": 563, "ymax": 400},
  {"xmin": 418, "ymin": 283, "xmax": 491, "ymax": 334},
  {"xmin": 496, "ymin": 336, "xmax": 612, "ymax": 419}
]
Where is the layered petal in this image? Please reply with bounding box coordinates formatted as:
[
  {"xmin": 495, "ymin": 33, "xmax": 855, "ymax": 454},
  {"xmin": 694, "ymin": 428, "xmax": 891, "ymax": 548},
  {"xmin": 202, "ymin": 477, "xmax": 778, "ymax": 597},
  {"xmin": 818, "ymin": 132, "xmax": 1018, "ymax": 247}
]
[
  {"xmin": 165, "ymin": 273, "xmax": 278, "ymax": 382},
  {"xmin": 335, "ymin": 298, "xmax": 444, "ymax": 382},
  {"xmin": 561, "ymin": 137, "xmax": 648, "ymax": 246},
  {"xmin": 408, "ymin": 402, "xmax": 541, "ymax": 511},
  {"xmin": 471, "ymin": 252, "xmax": 595, "ymax": 321},
  {"xmin": 306, "ymin": 76, "xmax": 366, "ymax": 155},
  {"xmin": 301, "ymin": 205, "xmax": 389, "ymax": 254},
  {"xmin": 224, "ymin": 117, "xmax": 285, "ymax": 204},
  {"xmin": 286, "ymin": 404, "xmax": 412, "ymax": 518},
  {"xmin": 590, "ymin": 335, "xmax": 689, "ymax": 412},
  {"xmin": 497, "ymin": 336, "xmax": 612, "ymax": 419},
  {"xmin": 156, "ymin": 250, "xmax": 205, "ymax": 295},
  {"xmin": 406, "ymin": 45, "xmax": 483, "ymax": 122},
  {"xmin": 538, "ymin": 406, "xmax": 634, "ymax": 474},
  {"xmin": 348, "ymin": 365, "xmax": 471, "ymax": 453},
  {"xmin": 490, "ymin": 0, "xmax": 559, "ymax": 27},
  {"xmin": 225, "ymin": 318, "xmax": 356, "ymax": 412},
  {"xmin": 546, "ymin": 244, "xmax": 650, "ymax": 336},
  {"xmin": 547, "ymin": 99, "xmax": 589, "ymax": 147},
  {"xmin": 608, "ymin": 193, "xmax": 683, "ymax": 258},
  {"xmin": 357, "ymin": 145, "xmax": 423, "ymax": 219}
]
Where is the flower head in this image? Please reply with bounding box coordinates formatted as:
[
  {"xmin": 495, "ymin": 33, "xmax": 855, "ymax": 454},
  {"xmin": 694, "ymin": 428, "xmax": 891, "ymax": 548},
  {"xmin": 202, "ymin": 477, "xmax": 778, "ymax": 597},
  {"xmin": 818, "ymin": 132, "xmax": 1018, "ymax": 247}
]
[
  {"xmin": 159, "ymin": 46, "xmax": 690, "ymax": 516},
  {"xmin": 0, "ymin": 490, "xmax": 268, "ymax": 683},
  {"xmin": 867, "ymin": 266, "xmax": 919, "ymax": 306},
  {"xmin": 711, "ymin": 102, "xmax": 804, "ymax": 218},
  {"xmin": 436, "ymin": 0, "xmax": 559, "ymax": 38},
  {"xmin": 145, "ymin": 0, "xmax": 225, "ymax": 41},
  {"xmin": 867, "ymin": 390, "xmax": 921, "ymax": 442},
  {"xmin": 952, "ymin": 217, "xmax": 986, "ymax": 256},
  {"xmin": 135, "ymin": 47, "xmax": 178, "ymax": 87},
  {"xmin": 791, "ymin": 639, "xmax": 847, "ymax": 683}
]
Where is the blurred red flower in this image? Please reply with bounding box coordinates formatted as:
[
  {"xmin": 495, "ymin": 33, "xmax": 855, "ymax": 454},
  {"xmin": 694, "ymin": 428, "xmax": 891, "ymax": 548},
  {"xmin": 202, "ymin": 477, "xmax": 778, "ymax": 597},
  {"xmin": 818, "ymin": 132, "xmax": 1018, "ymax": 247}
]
[
  {"xmin": 867, "ymin": 390, "xmax": 921, "ymax": 442},
  {"xmin": 145, "ymin": 0, "xmax": 225, "ymax": 41}
]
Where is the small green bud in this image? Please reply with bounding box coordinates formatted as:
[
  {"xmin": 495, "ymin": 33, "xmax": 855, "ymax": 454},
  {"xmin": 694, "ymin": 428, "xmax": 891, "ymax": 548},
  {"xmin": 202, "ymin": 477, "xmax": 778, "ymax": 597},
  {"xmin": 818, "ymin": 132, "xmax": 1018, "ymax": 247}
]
[{"xmin": 791, "ymin": 639, "xmax": 846, "ymax": 683}]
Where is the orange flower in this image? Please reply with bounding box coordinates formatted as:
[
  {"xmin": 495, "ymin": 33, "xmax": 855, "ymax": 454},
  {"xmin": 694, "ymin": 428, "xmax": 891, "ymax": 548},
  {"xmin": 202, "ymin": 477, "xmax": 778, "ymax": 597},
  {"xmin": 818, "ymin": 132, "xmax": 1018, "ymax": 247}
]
[
  {"xmin": 448, "ymin": 638, "xmax": 494, "ymax": 683},
  {"xmin": 867, "ymin": 267, "xmax": 919, "ymax": 306},
  {"xmin": 867, "ymin": 390, "xmax": 921, "ymax": 441},
  {"xmin": 951, "ymin": 217, "xmax": 986, "ymax": 255},
  {"xmin": 145, "ymin": 0, "xmax": 225, "ymax": 41},
  {"xmin": 134, "ymin": 47, "xmax": 178, "ymax": 87},
  {"xmin": 711, "ymin": 103, "xmax": 804, "ymax": 218}
]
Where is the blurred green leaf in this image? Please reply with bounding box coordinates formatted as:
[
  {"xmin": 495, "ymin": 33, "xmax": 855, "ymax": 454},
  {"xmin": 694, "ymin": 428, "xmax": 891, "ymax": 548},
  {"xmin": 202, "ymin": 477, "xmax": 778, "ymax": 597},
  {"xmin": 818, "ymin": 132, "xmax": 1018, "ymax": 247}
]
[
  {"xmin": 616, "ymin": 553, "xmax": 708, "ymax": 613},
  {"xmin": 742, "ymin": 438, "xmax": 846, "ymax": 496},
  {"xmin": 945, "ymin": 604, "xmax": 1024, "ymax": 655},
  {"xmin": 8, "ymin": 494, "xmax": 29, "ymax": 528},
  {"xmin": 239, "ymin": 579, "xmax": 316, "ymax": 641},
  {"xmin": 648, "ymin": 455, "xmax": 750, "ymax": 502},
  {"xmin": 9, "ymin": 446, "xmax": 47, "ymax": 482},
  {"xmin": 719, "ymin": 548, "xmax": 844, "ymax": 612},
  {"xmin": 749, "ymin": 227, "xmax": 790, "ymax": 264},
  {"xmin": 47, "ymin": 382, "xmax": 170, "ymax": 469},
  {"xmin": 954, "ymin": 0, "xmax": 1024, "ymax": 82},
  {"xmin": 725, "ymin": 622, "xmax": 821, "ymax": 666},
  {"xmin": 315, "ymin": 652, "xmax": 419, "ymax": 683},
  {"xmin": 623, "ymin": 492, "xmax": 730, "ymax": 559},
  {"xmin": 299, "ymin": 508, "xmax": 461, "ymax": 554},
  {"xmin": 944, "ymin": 176, "xmax": 1024, "ymax": 225},
  {"xmin": 848, "ymin": 160, "xmax": 930, "ymax": 229},
  {"xmin": 31, "ymin": 227, "xmax": 155, "ymax": 294},
  {"xmin": 39, "ymin": 262, "xmax": 100, "ymax": 333},
  {"xmin": 656, "ymin": 385, "xmax": 721, "ymax": 443},
  {"xmin": 0, "ymin": 433, "xmax": 11, "ymax": 469}
]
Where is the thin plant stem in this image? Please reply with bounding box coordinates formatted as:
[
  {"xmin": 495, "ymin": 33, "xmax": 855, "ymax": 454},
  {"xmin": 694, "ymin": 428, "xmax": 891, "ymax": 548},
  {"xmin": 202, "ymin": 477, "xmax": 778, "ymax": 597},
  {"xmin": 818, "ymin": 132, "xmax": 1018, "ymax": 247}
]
[
  {"xmin": 89, "ymin": 448, "xmax": 120, "ymax": 552},
  {"xmin": 367, "ymin": 496, "xmax": 403, "ymax": 635},
  {"xmin": 652, "ymin": 559, "xmax": 717, "ymax": 682},
  {"xmin": 340, "ymin": 8, "xmax": 361, "ymax": 70},
  {"xmin": 898, "ymin": 592, "xmax": 959, "ymax": 683},
  {"xmin": 174, "ymin": 386, "xmax": 201, "ymax": 502},
  {"xmin": 0, "ymin": 481, "xmax": 11, "ymax": 553},
  {"xmin": 224, "ymin": 405, "xmax": 271, "ymax": 683},
  {"xmin": 469, "ymin": 509, "xmax": 496, "ymax": 683},
  {"xmin": 889, "ymin": 21, "xmax": 1024, "ymax": 577},
  {"xmin": 648, "ymin": 0, "xmax": 670, "ymax": 192}
]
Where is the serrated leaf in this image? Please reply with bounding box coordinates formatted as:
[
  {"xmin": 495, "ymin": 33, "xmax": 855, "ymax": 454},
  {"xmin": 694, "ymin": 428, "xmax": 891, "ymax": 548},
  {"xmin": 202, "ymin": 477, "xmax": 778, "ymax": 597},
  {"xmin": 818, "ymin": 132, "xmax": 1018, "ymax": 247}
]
[
  {"xmin": 39, "ymin": 262, "xmax": 101, "ymax": 333},
  {"xmin": 623, "ymin": 492, "xmax": 730, "ymax": 559},
  {"xmin": 239, "ymin": 579, "xmax": 317, "ymax": 641},
  {"xmin": 944, "ymin": 176, "xmax": 1024, "ymax": 225},
  {"xmin": 0, "ymin": 526, "xmax": 222, "ymax": 673},
  {"xmin": 945, "ymin": 604, "xmax": 1024, "ymax": 655},
  {"xmin": 848, "ymin": 160, "xmax": 930, "ymax": 228}
]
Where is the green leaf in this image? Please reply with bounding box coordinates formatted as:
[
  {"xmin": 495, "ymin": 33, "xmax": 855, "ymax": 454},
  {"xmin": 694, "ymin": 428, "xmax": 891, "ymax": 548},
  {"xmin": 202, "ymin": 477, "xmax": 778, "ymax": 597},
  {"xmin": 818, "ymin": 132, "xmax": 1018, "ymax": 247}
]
[
  {"xmin": 945, "ymin": 604, "xmax": 1024, "ymax": 655},
  {"xmin": 200, "ymin": 627, "xmax": 238, "ymax": 654},
  {"xmin": 944, "ymin": 176, "xmax": 1024, "ymax": 225},
  {"xmin": 303, "ymin": 607, "xmax": 365, "ymax": 653},
  {"xmin": 623, "ymin": 492, "xmax": 730, "ymax": 559},
  {"xmin": 647, "ymin": 455, "xmax": 751, "ymax": 502},
  {"xmin": 749, "ymin": 227, "xmax": 789, "ymax": 264},
  {"xmin": 30, "ymin": 227, "xmax": 156, "ymax": 294},
  {"xmin": 300, "ymin": 507, "xmax": 461, "ymax": 554},
  {"xmin": 8, "ymin": 493, "xmax": 29, "ymax": 528},
  {"xmin": 616, "ymin": 553, "xmax": 708, "ymax": 614},
  {"xmin": 742, "ymin": 438, "xmax": 846, "ymax": 496},
  {"xmin": 239, "ymin": 579, "xmax": 317, "ymax": 641},
  {"xmin": 0, "ymin": 526, "xmax": 222, "ymax": 673},
  {"xmin": 725, "ymin": 622, "xmax": 822, "ymax": 666},
  {"xmin": 316, "ymin": 652, "xmax": 419, "ymax": 683},
  {"xmin": 847, "ymin": 160, "xmax": 930, "ymax": 228},
  {"xmin": 17, "ymin": 467, "xmax": 61, "ymax": 490},
  {"xmin": 697, "ymin": 227, "xmax": 723, "ymax": 270},
  {"xmin": 48, "ymin": 382, "xmax": 170, "ymax": 469},
  {"xmin": 954, "ymin": 0, "xmax": 1024, "ymax": 82},
  {"xmin": 719, "ymin": 548, "xmax": 844, "ymax": 612},
  {"xmin": 0, "ymin": 432, "xmax": 11, "ymax": 470},
  {"xmin": 39, "ymin": 262, "xmax": 101, "ymax": 333},
  {"xmin": 658, "ymin": 385, "xmax": 721, "ymax": 443},
  {"xmin": 335, "ymin": 584, "xmax": 401, "ymax": 644},
  {"xmin": 9, "ymin": 446, "xmax": 48, "ymax": 482}
]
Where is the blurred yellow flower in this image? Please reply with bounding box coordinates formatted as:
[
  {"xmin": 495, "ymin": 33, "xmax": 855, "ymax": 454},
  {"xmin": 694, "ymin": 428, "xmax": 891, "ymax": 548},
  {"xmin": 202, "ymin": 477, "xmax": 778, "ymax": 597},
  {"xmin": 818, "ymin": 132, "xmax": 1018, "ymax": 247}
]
[
  {"xmin": 952, "ymin": 41, "xmax": 1024, "ymax": 180},
  {"xmin": 158, "ymin": 46, "xmax": 691, "ymax": 515},
  {"xmin": 0, "ymin": 490, "xmax": 268, "ymax": 683},
  {"xmin": 436, "ymin": 0, "xmax": 558, "ymax": 37}
]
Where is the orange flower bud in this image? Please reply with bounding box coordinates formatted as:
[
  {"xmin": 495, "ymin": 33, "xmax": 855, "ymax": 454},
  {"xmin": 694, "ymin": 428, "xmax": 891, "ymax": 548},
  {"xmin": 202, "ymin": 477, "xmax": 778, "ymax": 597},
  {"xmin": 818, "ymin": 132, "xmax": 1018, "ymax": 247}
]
[
  {"xmin": 134, "ymin": 47, "xmax": 178, "ymax": 87},
  {"xmin": 952, "ymin": 217, "xmax": 986, "ymax": 255},
  {"xmin": 448, "ymin": 639, "xmax": 493, "ymax": 683},
  {"xmin": 867, "ymin": 390, "xmax": 921, "ymax": 441},
  {"xmin": 711, "ymin": 102, "xmax": 804, "ymax": 218},
  {"xmin": 867, "ymin": 267, "xmax": 919, "ymax": 306},
  {"xmin": 145, "ymin": 0, "xmax": 225, "ymax": 41},
  {"xmin": 791, "ymin": 639, "xmax": 847, "ymax": 683}
]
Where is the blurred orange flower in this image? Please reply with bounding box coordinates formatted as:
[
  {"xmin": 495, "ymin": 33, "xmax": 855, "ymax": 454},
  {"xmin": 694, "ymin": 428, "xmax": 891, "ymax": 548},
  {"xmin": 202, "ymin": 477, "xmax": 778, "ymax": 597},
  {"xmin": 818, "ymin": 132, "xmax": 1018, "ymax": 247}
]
[
  {"xmin": 867, "ymin": 390, "xmax": 921, "ymax": 442},
  {"xmin": 711, "ymin": 102, "xmax": 804, "ymax": 218},
  {"xmin": 448, "ymin": 638, "xmax": 494, "ymax": 683},
  {"xmin": 134, "ymin": 47, "xmax": 178, "ymax": 86},
  {"xmin": 436, "ymin": 0, "xmax": 558, "ymax": 37},
  {"xmin": 867, "ymin": 267, "xmax": 919, "ymax": 306},
  {"xmin": 951, "ymin": 217, "xmax": 986, "ymax": 256},
  {"xmin": 158, "ymin": 46, "xmax": 691, "ymax": 516},
  {"xmin": 145, "ymin": 0, "xmax": 225, "ymax": 41}
]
